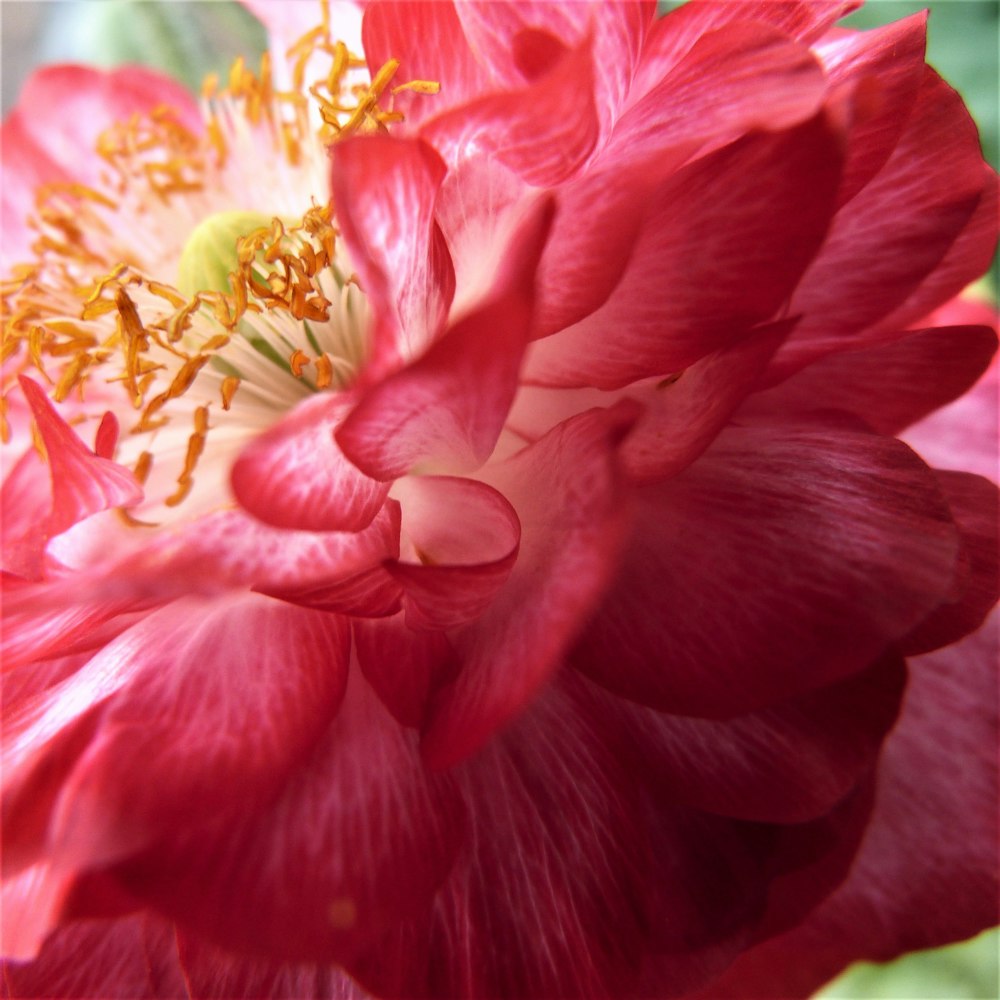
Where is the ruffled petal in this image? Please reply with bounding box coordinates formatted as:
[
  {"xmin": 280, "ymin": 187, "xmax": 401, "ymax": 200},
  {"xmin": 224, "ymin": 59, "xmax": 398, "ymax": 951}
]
[
  {"xmin": 746, "ymin": 324, "xmax": 998, "ymax": 434},
  {"xmin": 112, "ymin": 670, "xmax": 466, "ymax": 966},
  {"xmin": 388, "ymin": 476, "xmax": 520, "ymax": 630},
  {"xmin": 4, "ymin": 595, "xmax": 350, "ymax": 874},
  {"xmin": 572, "ymin": 419, "xmax": 960, "ymax": 716},
  {"xmin": 420, "ymin": 401, "xmax": 638, "ymax": 768},
  {"xmin": 330, "ymin": 135, "xmax": 454, "ymax": 372},
  {"xmin": 699, "ymin": 613, "xmax": 999, "ymax": 999},
  {"xmin": 525, "ymin": 114, "xmax": 842, "ymax": 388},
  {"xmin": 336, "ymin": 200, "xmax": 552, "ymax": 478},
  {"xmin": 230, "ymin": 393, "xmax": 391, "ymax": 532}
]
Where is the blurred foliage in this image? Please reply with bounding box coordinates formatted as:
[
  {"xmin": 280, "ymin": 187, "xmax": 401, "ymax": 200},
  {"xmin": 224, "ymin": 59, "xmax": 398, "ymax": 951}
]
[
  {"xmin": 31, "ymin": 0, "xmax": 267, "ymax": 95},
  {"xmin": 816, "ymin": 927, "xmax": 1000, "ymax": 999}
]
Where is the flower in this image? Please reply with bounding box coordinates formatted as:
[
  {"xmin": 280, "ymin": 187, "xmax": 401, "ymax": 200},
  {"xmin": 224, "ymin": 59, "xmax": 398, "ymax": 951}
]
[{"xmin": 2, "ymin": 1, "xmax": 997, "ymax": 997}]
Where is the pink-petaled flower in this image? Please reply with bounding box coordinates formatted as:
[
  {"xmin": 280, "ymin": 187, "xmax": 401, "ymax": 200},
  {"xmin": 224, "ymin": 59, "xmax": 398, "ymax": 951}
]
[{"xmin": 1, "ymin": 1, "xmax": 998, "ymax": 997}]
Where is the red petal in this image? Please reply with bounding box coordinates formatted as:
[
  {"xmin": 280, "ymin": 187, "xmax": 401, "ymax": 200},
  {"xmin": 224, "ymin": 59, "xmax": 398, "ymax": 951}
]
[
  {"xmin": 388, "ymin": 476, "xmax": 520, "ymax": 630},
  {"xmin": 747, "ymin": 324, "xmax": 998, "ymax": 434},
  {"xmin": 903, "ymin": 471, "xmax": 999, "ymax": 653},
  {"xmin": 331, "ymin": 136, "xmax": 454, "ymax": 372},
  {"xmin": 113, "ymin": 670, "xmax": 466, "ymax": 965},
  {"xmin": 420, "ymin": 402, "xmax": 638, "ymax": 768},
  {"xmin": 817, "ymin": 13, "xmax": 928, "ymax": 206},
  {"xmin": 2, "ymin": 913, "xmax": 188, "ymax": 999},
  {"xmin": 582, "ymin": 652, "xmax": 905, "ymax": 824},
  {"xmin": 6, "ymin": 596, "xmax": 350, "ymax": 872},
  {"xmin": 230, "ymin": 393, "xmax": 390, "ymax": 532},
  {"xmin": 611, "ymin": 21, "xmax": 826, "ymax": 158},
  {"xmin": 525, "ymin": 114, "xmax": 842, "ymax": 388},
  {"xmin": 336, "ymin": 200, "xmax": 553, "ymax": 479},
  {"xmin": 420, "ymin": 33, "xmax": 599, "ymax": 187},
  {"xmin": 777, "ymin": 68, "xmax": 993, "ymax": 372},
  {"xmin": 700, "ymin": 613, "xmax": 999, "ymax": 998},
  {"xmin": 572, "ymin": 419, "xmax": 960, "ymax": 716}
]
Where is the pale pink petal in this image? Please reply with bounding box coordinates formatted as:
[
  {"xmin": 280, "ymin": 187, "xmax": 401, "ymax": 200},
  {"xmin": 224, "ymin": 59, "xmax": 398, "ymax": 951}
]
[{"xmin": 230, "ymin": 393, "xmax": 391, "ymax": 532}]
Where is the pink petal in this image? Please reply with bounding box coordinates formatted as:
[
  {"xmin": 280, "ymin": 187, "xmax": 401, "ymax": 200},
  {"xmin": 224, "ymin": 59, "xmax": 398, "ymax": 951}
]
[
  {"xmin": 330, "ymin": 135, "xmax": 454, "ymax": 372},
  {"xmin": 420, "ymin": 401, "xmax": 638, "ymax": 768},
  {"xmin": 387, "ymin": 476, "xmax": 520, "ymax": 629},
  {"xmin": 611, "ymin": 20, "xmax": 826, "ymax": 159},
  {"xmin": 746, "ymin": 324, "xmax": 998, "ymax": 435},
  {"xmin": 631, "ymin": 0, "xmax": 859, "ymax": 99},
  {"xmin": 572, "ymin": 419, "xmax": 961, "ymax": 716},
  {"xmin": 0, "ymin": 864, "xmax": 76, "ymax": 961},
  {"xmin": 1, "ymin": 448, "xmax": 53, "ymax": 579},
  {"xmin": 230, "ymin": 393, "xmax": 391, "ymax": 532},
  {"xmin": 6, "ymin": 595, "xmax": 350, "ymax": 873},
  {"xmin": 361, "ymin": 0, "xmax": 492, "ymax": 129},
  {"xmin": 455, "ymin": 0, "xmax": 653, "ymax": 134},
  {"xmin": 420, "ymin": 32, "xmax": 599, "ymax": 187},
  {"xmin": 524, "ymin": 114, "xmax": 842, "ymax": 388},
  {"xmin": 336, "ymin": 199, "xmax": 553, "ymax": 479},
  {"xmin": 354, "ymin": 614, "xmax": 457, "ymax": 728},
  {"xmin": 817, "ymin": 13, "xmax": 928, "ymax": 206},
  {"xmin": 12, "ymin": 65, "xmax": 201, "ymax": 188},
  {"xmin": 16, "ymin": 376, "xmax": 142, "ymax": 552},
  {"xmin": 113, "ymin": 670, "xmax": 466, "ymax": 966},
  {"xmin": 699, "ymin": 612, "xmax": 999, "ymax": 999},
  {"xmin": 776, "ymin": 68, "xmax": 993, "ymax": 373}
]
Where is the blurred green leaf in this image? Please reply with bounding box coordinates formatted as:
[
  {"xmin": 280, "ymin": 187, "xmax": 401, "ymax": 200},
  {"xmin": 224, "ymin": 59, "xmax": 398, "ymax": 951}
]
[
  {"xmin": 815, "ymin": 927, "xmax": 1000, "ymax": 999},
  {"xmin": 36, "ymin": 0, "xmax": 267, "ymax": 94}
]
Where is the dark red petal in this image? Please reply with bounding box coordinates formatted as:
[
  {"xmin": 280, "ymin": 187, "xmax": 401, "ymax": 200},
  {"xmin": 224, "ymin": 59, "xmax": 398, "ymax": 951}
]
[
  {"xmin": 353, "ymin": 614, "xmax": 457, "ymax": 728},
  {"xmin": 581, "ymin": 652, "xmax": 905, "ymax": 824},
  {"xmin": 525, "ymin": 114, "xmax": 842, "ymax": 388},
  {"xmin": 336, "ymin": 200, "xmax": 552, "ymax": 479},
  {"xmin": 230, "ymin": 393, "xmax": 390, "ymax": 532},
  {"xmin": 5, "ymin": 596, "xmax": 349, "ymax": 873},
  {"xmin": 700, "ymin": 613, "xmax": 999, "ymax": 999},
  {"xmin": 776, "ymin": 68, "xmax": 993, "ymax": 373},
  {"xmin": 573, "ymin": 419, "xmax": 959, "ymax": 716},
  {"xmin": 420, "ymin": 402, "xmax": 638, "ymax": 768},
  {"xmin": 330, "ymin": 135, "xmax": 454, "ymax": 372},
  {"xmin": 388, "ymin": 476, "xmax": 520, "ymax": 630},
  {"xmin": 114, "ymin": 670, "xmax": 466, "ymax": 965},
  {"xmin": 903, "ymin": 471, "xmax": 999, "ymax": 654},
  {"xmin": 746, "ymin": 324, "xmax": 998, "ymax": 435},
  {"xmin": 176, "ymin": 932, "xmax": 367, "ymax": 999}
]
